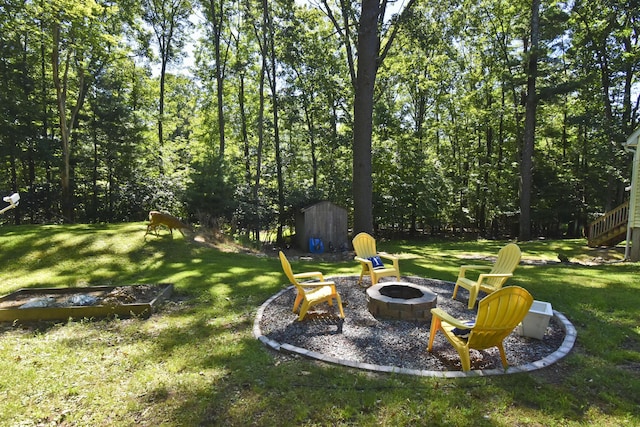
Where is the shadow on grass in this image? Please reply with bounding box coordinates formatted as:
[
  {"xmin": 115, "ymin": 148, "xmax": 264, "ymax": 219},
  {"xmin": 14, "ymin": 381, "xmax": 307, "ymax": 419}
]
[{"xmin": 0, "ymin": 226, "xmax": 638, "ymax": 425}]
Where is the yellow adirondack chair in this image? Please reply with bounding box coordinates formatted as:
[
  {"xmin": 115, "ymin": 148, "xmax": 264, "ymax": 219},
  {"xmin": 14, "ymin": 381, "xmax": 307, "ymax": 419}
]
[
  {"xmin": 452, "ymin": 243, "xmax": 522, "ymax": 309},
  {"xmin": 428, "ymin": 286, "xmax": 533, "ymax": 372},
  {"xmin": 352, "ymin": 232, "xmax": 400, "ymax": 286},
  {"xmin": 278, "ymin": 251, "xmax": 345, "ymax": 321}
]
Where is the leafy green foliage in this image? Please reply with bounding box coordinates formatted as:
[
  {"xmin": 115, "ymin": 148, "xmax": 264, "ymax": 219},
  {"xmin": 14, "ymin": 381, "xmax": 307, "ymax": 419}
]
[
  {"xmin": 0, "ymin": 0, "xmax": 638, "ymax": 243},
  {"xmin": 185, "ymin": 156, "xmax": 238, "ymax": 225}
]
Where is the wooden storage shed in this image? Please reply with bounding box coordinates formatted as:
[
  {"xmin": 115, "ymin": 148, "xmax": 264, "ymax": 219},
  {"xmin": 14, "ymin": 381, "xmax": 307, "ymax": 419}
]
[{"xmin": 295, "ymin": 201, "xmax": 348, "ymax": 252}]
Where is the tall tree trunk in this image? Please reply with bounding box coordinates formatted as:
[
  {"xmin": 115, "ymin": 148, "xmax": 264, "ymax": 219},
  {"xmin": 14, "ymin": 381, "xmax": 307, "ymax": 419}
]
[
  {"xmin": 143, "ymin": 0, "xmax": 191, "ymax": 173},
  {"xmin": 322, "ymin": 0, "xmax": 356, "ymax": 88},
  {"xmin": 302, "ymin": 93, "xmax": 318, "ymax": 188},
  {"xmin": 207, "ymin": 0, "xmax": 226, "ymax": 157},
  {"xmin": 52, "ymin": 23, "xmax": 88, "ymax": 223},
  {"xmin": 352, "ymin": 0, "xmax": 379, "ymax": 235},
  {"xmin": 519, "ymin": 0, "xmax": 540, "ymax": 241},
  {"xmin": 324, "ymin": 0, "xmax": 415, "ymax": 235},
  {"xmin": 239, "ymin": 73, "xmax": 250, "ymax": 185},
  {"xmin": 91, "ymin": 109, "xmax": 99, "ymax": 221},
  {"xmin": 261, "ymin": 0, "xmax": 285, "ymax": 245},
  {"xmin": 216, "ymin": 53, "xmax": 225, "ymax": 158},
  {"xmin": 37, "ymin": 11, "xmax": 49, "ymax": 223},
  {"xmin": 158, "ymin": 57, "xmax": 166, "ymax": 173},
  {"xmin": 253, "ymin": 32, "xmax": 267, "ymax": 242}
]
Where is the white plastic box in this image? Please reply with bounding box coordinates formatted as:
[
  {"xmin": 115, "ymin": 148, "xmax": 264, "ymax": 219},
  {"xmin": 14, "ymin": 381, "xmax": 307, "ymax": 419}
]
[{"xmin": 517, "ymin": 300, "xmax": 553, "ymax": 340}]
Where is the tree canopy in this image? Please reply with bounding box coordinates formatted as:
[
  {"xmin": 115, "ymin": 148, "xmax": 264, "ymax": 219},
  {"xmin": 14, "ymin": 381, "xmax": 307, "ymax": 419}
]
[{"xmin": 0, "ymin": 0, "xmax": 638, "ymax": 243}]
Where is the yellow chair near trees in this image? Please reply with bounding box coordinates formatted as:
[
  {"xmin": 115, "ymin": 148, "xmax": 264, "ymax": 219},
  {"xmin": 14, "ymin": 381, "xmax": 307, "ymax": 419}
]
[
  {"xmin": 278, "ymin": 251, "xmax": 345, "ymax": 321},
  {"xmin": 452, "ymin": 243, "xmax": 522, "ymax": 309},
  {"xmin": 428, "ymin": 286, "xmax": 533, "ymax": 372},
  {"xmin": 352, "ymin": 232, "xmax": 401, "ymax": 286}
]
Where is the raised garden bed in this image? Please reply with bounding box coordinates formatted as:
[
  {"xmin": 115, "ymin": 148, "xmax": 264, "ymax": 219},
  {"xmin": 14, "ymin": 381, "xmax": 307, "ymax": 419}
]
[{"xmin": 0, "ymin": 283, "xmax": 173, "ymax": 323}]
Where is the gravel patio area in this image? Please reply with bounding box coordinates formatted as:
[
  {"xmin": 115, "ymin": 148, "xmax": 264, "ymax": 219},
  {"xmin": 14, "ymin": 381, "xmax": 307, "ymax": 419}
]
[{"xmin": 256, "ymin": 276, "xmax": 568, "ymax": 373}]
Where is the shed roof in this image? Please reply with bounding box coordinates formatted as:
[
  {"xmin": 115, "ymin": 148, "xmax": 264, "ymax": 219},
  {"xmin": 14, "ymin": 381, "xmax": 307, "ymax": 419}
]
[{"xmin": 300, "ymin": 200, "xmax": 347, "ymax": 213}]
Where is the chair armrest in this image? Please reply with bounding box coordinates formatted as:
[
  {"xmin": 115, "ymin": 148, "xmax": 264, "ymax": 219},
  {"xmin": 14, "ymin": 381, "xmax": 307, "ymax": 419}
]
[
  {"xmin": 380, "ymin": 253, "xmax": 399, "ymax": 270},
  {"xmin": 477, "ymin": 273, "xmax": 513, "ymax": 282},
  {"xmin": 293, "ymin": 271, "xmax": 325, "ymax": 281},
  {"xmin": 378, "ymin": 253, "xmax": 398, "ymax": 262},
  {"xmin": 300, "ymin": 281, "xmax": 336, "ymax": 290},
  {"xmin": 458, "ymin": 265, "xmax": 491, "ymax": 279},
  {"xmin": 461, "ymin": 264, "xmax": 492, "ymax": 268},
  {"xmin": 430, "ymin": 308, "xmax": 472, "ymax": 329},
  {"xmin": 356, "ymin": 254, "xmax": 398, "ymax": 270},
  {"xmin": 459, "ymin": 265, "xmax": 492, "ymax": 272},
  {"xmin": 354, "ymin": 256, "xmax": 373, "ymax": 265},
  {"xmin": 300, "ymin": 282, "xmax": 338, "ymax": 294}
]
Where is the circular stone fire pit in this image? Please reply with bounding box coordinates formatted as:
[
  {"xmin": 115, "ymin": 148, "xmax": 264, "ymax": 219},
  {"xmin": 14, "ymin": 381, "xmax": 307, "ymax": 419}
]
[{"xmin": 366, "ymin": 281, "xmax": 437, "ymax": 322}]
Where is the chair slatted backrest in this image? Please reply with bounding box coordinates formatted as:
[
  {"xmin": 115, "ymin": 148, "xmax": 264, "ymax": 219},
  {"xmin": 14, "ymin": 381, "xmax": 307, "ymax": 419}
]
[
  {"xmin": 279, "ymin": 251, "xmax": 299, "ymax": 288},
  {"xmin": 468, "ymin": 286, "xmax": 533, "ymax": 350},
  {"xmin": 485, "ymin": 243, "xmax": 522, "ymax": 287},
  {"xmin": 352, "ymin": 232, "xmax": 377, "ymax": 258}
]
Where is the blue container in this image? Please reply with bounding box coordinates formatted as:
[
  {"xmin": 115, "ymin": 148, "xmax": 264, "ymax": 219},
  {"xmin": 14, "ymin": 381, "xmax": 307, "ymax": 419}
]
[{"xmin": 309, "ymin": 237, "xmax": 324, "ymax": 254}]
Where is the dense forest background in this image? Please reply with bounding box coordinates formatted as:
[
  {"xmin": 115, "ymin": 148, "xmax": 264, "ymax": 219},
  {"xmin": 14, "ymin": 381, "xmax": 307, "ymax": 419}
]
[{"xmin": 0, "ymin": 0, "xmax": 638, "ymax": 245}]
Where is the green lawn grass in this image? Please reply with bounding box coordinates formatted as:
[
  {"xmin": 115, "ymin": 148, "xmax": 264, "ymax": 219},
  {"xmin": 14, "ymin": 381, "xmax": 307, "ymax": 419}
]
[{"xmin": 0, "ymin": 223, "xmax": 638, "ymax": 426}]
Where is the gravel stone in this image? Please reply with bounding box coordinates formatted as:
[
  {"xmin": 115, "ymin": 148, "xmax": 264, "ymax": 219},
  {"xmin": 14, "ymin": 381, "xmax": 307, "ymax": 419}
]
[{"xmin": 259, "ymin": 276, "xmax": 565, "ymax": 372}]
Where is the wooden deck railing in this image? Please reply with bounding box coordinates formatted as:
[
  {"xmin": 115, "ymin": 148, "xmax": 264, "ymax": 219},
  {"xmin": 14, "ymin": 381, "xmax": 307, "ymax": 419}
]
[{"xmin": 588, "ymin": 200, "xmax": 629, "ymax": 244}]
